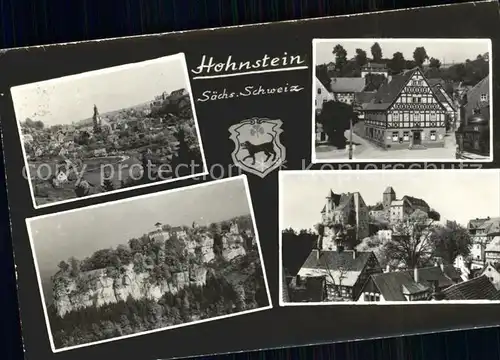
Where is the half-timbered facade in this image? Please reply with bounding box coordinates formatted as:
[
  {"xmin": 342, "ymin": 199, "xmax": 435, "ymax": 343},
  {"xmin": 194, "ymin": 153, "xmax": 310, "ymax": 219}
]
[{"xmin": 360, "ymin": 68, "xmax": 448, "ymax": 150}]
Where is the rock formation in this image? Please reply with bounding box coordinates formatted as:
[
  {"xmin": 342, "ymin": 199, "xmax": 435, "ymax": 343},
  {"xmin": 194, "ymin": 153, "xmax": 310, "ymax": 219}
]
[{"xmin": 52, "ymin": 227, "xmax": 249, "ymax": 317}]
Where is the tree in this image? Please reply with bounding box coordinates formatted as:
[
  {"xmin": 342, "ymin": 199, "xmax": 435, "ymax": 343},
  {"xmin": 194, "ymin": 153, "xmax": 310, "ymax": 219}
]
[
  {"xmin": 133, "ymin": 253, "xmax": 146, "ymax": 272},
  {"xmin": 431, "ymin": 221, "xmax": 472, "ymax": 265},
  {"xmin": 317, "ymin": 100, "xmax": 357, "ymax": 149},
  {"xmin": 429, "ymin": 57, "xmax": 442, "ymax": 69},
  {"xmin": 116, "ymin": 244, "xmax": 133, "ymax": 264},
  {"xmin": 357, "ymin": 236, "xmax": 390, "ymax": 269},
  {"xmin": 388, "ymin": 52, "xmax": 406, "ymax": 75},
  {"xmin": 371, "ymin": 42, "xmax": 382, "ymax": 62},
  {"xmin": 355, "ymin": 48, "xmax": 368, "ymax": 67},
  {"xmin": 68, "ymin": 257, "xmax": 80, "ymax": 277},
  {"xmin": 382, "ymin": 209, "xmax": 436, "ymax": 269},
  {"xmin": 58, "ymin": 260, "xmax": 70, "ymax": 272},
  {"xmin": 332, "ymin": 44, "xmax": 348, "ymax": 70},
  {"xmin": 364, "ymin": 73, "xmax": 386, "ymax": 91},
  {"xmin": 318, "ymin": 251, "xmax": 351, "ymax": 301},
  {"xmin": 128, "ymin": 238, "xmax": 141, "ymax": 253},
  {"xmin": 413, "ymin": 47, "xmax": 429, "ymax": 68}
]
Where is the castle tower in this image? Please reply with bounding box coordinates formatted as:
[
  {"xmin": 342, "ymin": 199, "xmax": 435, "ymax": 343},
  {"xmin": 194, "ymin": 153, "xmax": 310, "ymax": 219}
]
[{"xmin": 383, "ymin": 186, "xmax": 396, "ymax": 209}]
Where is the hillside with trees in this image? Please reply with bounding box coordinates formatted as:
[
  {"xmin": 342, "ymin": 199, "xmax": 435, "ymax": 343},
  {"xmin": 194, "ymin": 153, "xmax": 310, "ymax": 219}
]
[
  {"xmin": 46, "ymin": 215, "xmax": 268, "ymax": 348},
  {"xmin": 317, "ymin": 41, "xmax": 489, "ymax": 89}
]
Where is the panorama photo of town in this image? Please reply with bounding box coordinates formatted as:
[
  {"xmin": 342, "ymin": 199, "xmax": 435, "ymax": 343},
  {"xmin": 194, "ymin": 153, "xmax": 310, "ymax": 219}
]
[
  {"xmin": 27, "ymin": 176, "xmax": 270, "ymax": 351},
  {"xmin": 280, "ymin": 170, "xmax": 500, "ymax": 304},
  {"xmin": 312, "ymin": 39, "xmax": 492, "ymax": 162},
  {"xmin": 11, "ymin": 53, "xmax": 206, "ymax": 208}
]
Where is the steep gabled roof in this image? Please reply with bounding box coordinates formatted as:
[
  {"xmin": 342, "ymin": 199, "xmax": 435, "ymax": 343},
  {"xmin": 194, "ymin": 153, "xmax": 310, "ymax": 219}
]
[
  {"xmin": 402, "ymin": 195, "xmax": 429, "ymax": 209},
  {"xmin": 464, "ymin": 76, "xmax": 490, "ymax": 108},
  {"xmin": 301, "ymin": 249, "xmax": 373, "ymax": 272},
  {"xmin": 431, "ymin": 84, "xmax": 456, "ymax": 111},
  {"xmin": 330, "ymin": 77, "xmax": 366, "ymax": 93},
  {"xmin": 442, "ymin": 275, "xmax": 499, "ymax": 300},
  {"xmin": 371, "ymin": 271, "xmax": 425, "ymax": 301},
  {"xmin": 354, "ymin": 91, "xmax": 377, "ymax": 105},
  {"xmin": 368, "ymin": 265, "xmax": 457, "ymax": 301},
  {"xmin": 468, "ymin": 217, "xmax": 500, "ymax": 232},
  {"xmin": 362, "ymin": 68, "xmax": 418, "ymax": 111}
]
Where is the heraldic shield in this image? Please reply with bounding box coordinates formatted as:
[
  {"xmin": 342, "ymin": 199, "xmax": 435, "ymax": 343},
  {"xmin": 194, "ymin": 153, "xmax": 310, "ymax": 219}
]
[{"xmin": 229, "ymin": 118, "xmax": 286, "ymax": 178}]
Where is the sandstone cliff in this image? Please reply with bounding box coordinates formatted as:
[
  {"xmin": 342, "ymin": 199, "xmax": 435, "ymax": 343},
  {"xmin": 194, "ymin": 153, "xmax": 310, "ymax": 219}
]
[{"xmin": 52, "ymin": 230, "xmax": 248, "ymax": 318}]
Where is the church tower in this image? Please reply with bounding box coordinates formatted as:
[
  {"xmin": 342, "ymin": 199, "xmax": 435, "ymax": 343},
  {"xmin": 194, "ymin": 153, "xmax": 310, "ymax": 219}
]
[{"xmin": 382, "ymin": 186, "xmax": 396, "ymax": 209}]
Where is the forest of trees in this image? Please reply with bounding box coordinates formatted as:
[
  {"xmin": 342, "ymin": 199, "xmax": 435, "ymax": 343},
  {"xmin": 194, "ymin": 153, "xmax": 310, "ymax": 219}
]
[
  {"xmin": 49, "ymin": 214, "xmax": 266, "ymax": 348},
  {"xmin": 49, "ymin": 253, "xmax": 268, "ymax": 348}
]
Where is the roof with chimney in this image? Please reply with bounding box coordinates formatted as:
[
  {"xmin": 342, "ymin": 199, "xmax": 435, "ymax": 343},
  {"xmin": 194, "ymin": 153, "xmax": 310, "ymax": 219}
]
[
  {"xmin": 468, "ymin": 217, "xmax": 500, "ymax": 234},
  {"xmin": 365, "ymin": 265, "xmax": 459, "ymax": 301},
  {"xmin": 301, "ymin": 249, "xmax": 373, "ymax": 272},
  {"xmin": 329, "ymin": 77, "xmax": 366, "ymax": 93},
  {"xmin": 441, "ymin": 275, "xmax": 500, "ymax": 300}
]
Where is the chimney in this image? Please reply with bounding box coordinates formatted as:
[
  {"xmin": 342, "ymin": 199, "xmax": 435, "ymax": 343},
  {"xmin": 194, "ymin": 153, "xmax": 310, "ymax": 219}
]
[
  {"xmin": 352, "ymin": 249, "xmax": 357, "ymax": 259},
  {"xmin": 414, "ymin": 267, "xmax": 419, "ymax": 283}
]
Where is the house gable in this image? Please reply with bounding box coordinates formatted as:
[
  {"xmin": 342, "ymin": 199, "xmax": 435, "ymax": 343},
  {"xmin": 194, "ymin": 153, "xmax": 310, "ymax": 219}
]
[{"xmin": 389, "ymin": 68, "xmax": 447, "ymax": 113}]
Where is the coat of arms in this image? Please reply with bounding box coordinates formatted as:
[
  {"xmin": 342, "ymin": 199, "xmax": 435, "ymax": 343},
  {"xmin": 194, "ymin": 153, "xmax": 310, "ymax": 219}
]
[{"xmin": 229, "ymin": 118, "xmax": 286, "ymax": 178}]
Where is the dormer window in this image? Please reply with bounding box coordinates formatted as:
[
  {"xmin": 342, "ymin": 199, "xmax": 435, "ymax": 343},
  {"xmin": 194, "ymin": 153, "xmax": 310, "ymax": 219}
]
[{"xmin": 480, "ymin": 93, "xmax": 487, "ymax": 102}]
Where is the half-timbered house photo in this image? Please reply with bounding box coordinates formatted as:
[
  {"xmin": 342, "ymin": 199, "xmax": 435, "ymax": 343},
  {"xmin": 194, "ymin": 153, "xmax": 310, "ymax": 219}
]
[
  {"xmin": 280, "ymin": 170, "xmax": 500, "ymax": 304},
  {"xmin": 312, "ymin": 39, "xmax": 492, "ymax": 162}
]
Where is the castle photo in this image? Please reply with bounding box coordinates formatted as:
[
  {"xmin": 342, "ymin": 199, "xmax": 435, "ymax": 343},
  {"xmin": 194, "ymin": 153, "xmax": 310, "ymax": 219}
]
[
  {"xmin": 312, "ymin": 38, "xmax": 492, "ymax": 162},
  {"xmin": 12, "ymin": 53, "xmax": 207, "ymax": 208},
  {"xmin": 280, "ymin": 170, "xmax": 500, "ymax": 304},
  {"xmin": 27, "ymin": 176, "xmax": 270, "ymax": 351}
]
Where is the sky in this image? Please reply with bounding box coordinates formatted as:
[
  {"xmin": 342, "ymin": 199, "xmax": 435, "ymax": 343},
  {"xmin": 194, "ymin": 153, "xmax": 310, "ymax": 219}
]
[
  {"xmin": 281, "ymin": 170, "xmax": 500, "ymax": 231},
  {"xmin": 29, "ymin": 178, "xmax": 252, "ymax": 279},
  {"xmin": 11, "ymin": 54, "xmax": 189, "ymax": 127},
  {"xmin": 315, "ymin": 39, "xmax": 490, "ymax": 66}
]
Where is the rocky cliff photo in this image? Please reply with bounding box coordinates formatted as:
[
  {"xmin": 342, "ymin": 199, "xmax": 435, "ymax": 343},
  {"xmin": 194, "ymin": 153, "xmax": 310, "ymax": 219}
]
[{"xmin": 27, "ymin": 176, "xmax": 270, "ymax": 350}]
